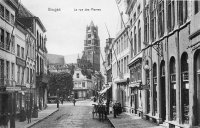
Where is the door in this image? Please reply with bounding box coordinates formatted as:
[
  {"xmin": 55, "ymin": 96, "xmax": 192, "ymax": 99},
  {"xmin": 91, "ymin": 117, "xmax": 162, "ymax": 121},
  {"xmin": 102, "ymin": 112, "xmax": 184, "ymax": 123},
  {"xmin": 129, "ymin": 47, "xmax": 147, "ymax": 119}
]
[
  {"xmin": 161, "ymin": 76, "xmax": 166, "ymax": 121},
  {"xmin": 0, "ymin": 93, "xmax": 10, "ymax": 127}
]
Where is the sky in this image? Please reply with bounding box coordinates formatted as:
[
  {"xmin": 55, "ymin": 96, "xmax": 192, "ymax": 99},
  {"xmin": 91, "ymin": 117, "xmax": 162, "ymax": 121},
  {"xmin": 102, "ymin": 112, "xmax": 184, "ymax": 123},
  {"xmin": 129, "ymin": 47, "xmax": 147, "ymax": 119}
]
[{"xmin": 20, "ymin": 0, "xmax": 121, "ymax": 58}]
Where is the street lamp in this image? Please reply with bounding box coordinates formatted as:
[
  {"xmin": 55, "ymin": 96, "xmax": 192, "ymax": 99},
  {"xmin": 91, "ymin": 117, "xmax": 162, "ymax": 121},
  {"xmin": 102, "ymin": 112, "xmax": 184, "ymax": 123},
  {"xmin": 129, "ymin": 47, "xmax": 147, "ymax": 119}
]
[{"xmin": 143, "ymin": 59, "xmax": 152, "ymax": 72}]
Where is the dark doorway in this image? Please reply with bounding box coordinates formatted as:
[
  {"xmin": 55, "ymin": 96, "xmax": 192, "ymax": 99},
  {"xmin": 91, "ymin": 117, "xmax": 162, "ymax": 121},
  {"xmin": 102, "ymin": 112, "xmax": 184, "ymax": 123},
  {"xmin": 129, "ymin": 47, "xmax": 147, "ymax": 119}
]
[
  {"xmin": 194, "ymin": 50, "xmax": 200, "ymax": 125},
  {"xmin": 160, "ymin": 61, "xmax": 166, "ymax": 122},
  {"xmin": 0, "ymin": 93, "xmax": 10, "ymax": 127},
  {"xmin": 74, "ymin": 91, "xmax": 78, "ymax": 99}
]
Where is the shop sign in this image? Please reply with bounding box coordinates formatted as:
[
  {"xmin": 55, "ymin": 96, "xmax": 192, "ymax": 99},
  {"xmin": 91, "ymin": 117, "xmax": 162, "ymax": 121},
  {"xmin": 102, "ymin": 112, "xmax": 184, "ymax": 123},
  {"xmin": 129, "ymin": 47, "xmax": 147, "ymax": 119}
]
[
  {"xmin": 16, "ymin": 57, "xmax": 26, "ymax": 67},
  {"xmin": 6, "ymin": 86, "xmax": 21, "ymax": 91},
  {"xmin": 141, "ymin": 84, "xmax": 150, "ymax": 90}
]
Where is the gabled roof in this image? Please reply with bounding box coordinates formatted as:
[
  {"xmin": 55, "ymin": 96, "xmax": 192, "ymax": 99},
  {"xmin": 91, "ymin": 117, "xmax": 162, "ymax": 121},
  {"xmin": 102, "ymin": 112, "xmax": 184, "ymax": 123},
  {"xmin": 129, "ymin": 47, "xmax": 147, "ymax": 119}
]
[
  {"xmin": 17, "ymin": 3, "xmax": 46, "ymax": 32},
  {"xmin": 47, "ymin": 54, "xmax": 65, "ymax": 65}
]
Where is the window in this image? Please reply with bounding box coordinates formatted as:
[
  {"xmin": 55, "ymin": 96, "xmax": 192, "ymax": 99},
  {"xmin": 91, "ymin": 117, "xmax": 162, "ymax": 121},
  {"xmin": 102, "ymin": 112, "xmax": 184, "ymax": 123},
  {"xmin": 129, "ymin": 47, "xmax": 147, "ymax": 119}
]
[
  {"xmin": 6, "ymin": 32, "xmax": 10, "ymax": 51},
  {"xmin": 37, "ymin": 31, "xmax": 39, "ymax": 48},
  {"xmin": 21, "ymin": 68, "xmax": 24, "ymax": 84},
  {"xmin": 11, "ymin": 14, "xmax": 14, "ymax": 25},
  {"xmin": 153, "ymin": 63, "xmax": 157, "ymax": 115},
  {"xmin": 6, "ymin": 61, "xmax": 9, "ymax": 81},
  {"xmin": 5, "ymin": 9, "xmax": 9, "ymax": 22},
  {"xmin": 134, "ymin": 13, "xmax": 136, "ymax": 21},
  {"xmin": 121, "ymin": 37, "xmax": 123, "ymax": 52},
  {"xmin": 178, "ymin": 1, "xmax": 188, "ymax": 25},
  {"xmin": 11, "ymin": 35, "xmax": 15, "ymax": 53},
  {"xmin": 11, "ymin": 63, "xmax": 14, "ymax": 80},
  {"xmin": 158, "ymin": 0, "xmax": 165, "ymax": 37},
  {"xmin": 138, "ymin": 4, "xmax": 140, "ymax": 14},
  {"xmin": 127, "ymin": 56, "xmax": 129, "ymax": 73},
  {"xmin": 0, "ymin": 59, "xmax": 4, "ymax": 85},
  {"xmin": 151, "ymin": 0, "xmax": 156, "ymax": 41},
  {"xmin": 124, "ymin": 57, "xmax": 126, "ymax": 73},
  {"xmin": 76, "ymin": 73, "xmax": 79, "ymax": 78},
  {"xmin": 0, "ymin": 28, "xmax": 4, "ymax": 48},
  {"xmin": 88, "ymin": 34, "xmax": 91, "ymax": 38},
  {"xmin": 88, "ymin": 40, "xmax": 91, "ymax": 45},
  {"xmin": 17, "ymin": 45, "xmax": 20, "ymax": 57},
  {"xmin": 130, "ymin": 19, "xmax": 132, "ymax": 26},
  {"xmin": 181, "ymin": 53, "xmax": 189, "ymax": 124},
  {"xmin": 168, "ymin": 0, "xmax": 175, "ymax": 32},
  {"xmin": 27, "ymin": 67, "xmax": 29, "ymax": 83},
  {"xmin": 121, "ymin": 59, "xmax": 123, "ymax": 74},
  {"xmin": 195, "ymin": 0, "xmax": 200, "ymax": 14},
  {"xmin": 138, "ymin": 21, "xmax": 141, "ymax": 52},
  {"xmin": 124, "ymin": 34, "xmax": 126, "ymax": 49},
  {"xmin": 134, "ymin": 27, "xmax": 137, "ymax": 55},
  {"xmin": 119, "ymin": 39, "xmax": 121, "ymax": 53},
  {"xmin": 144, "ymin": 8, "xmax": 149, "ymax": 43},
  {"xmin": 30, "ymin": 69, "xmax": 32, "ymax": 83},
  {"xmin": 0, "ymin": 4, "xmax": 4, "ymax": 18},
  {"xmin": 82, "ymin": 82, "xmax": 85, "ymax": 87},
  {"xmin": 17, "ymin": 65, "xmax": 20, "ymax": 84},
  {"xmin": 21, "ymin": 47, "xmax": 24, "ymax": 59},
  {"xmin": 170, "ymin": 57, "xmax": 176, "ymax": 121}
]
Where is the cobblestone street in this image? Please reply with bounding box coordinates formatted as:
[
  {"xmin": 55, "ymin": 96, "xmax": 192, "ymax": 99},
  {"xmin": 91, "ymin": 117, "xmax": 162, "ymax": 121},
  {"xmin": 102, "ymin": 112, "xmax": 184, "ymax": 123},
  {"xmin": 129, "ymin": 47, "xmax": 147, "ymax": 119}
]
[{"xmin": 30, "ymin": 100, "xmax": 113, "ymax": 128}]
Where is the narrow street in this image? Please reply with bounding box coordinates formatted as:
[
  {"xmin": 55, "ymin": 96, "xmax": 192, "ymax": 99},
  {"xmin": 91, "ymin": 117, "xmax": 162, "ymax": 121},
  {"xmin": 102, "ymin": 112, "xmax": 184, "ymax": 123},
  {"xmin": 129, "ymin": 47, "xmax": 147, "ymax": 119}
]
[{"xmin": 30, "ymin": 100, "xmax": 113, "ymax": 128}]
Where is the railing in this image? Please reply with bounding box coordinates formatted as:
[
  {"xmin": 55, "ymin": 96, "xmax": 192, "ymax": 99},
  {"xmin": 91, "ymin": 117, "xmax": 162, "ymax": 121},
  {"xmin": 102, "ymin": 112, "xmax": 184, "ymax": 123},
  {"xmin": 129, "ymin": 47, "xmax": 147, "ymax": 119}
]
[
  {"xmin": 182, "ymin": 71, "xmax": 189, "ymax": 81},
  {"xmin": 170, "ymin": 74, "xmax": 176, "ymax": 82},
  {"xmin": 183, "ymin": 104, "xmax": 189, "ymax": 123}
]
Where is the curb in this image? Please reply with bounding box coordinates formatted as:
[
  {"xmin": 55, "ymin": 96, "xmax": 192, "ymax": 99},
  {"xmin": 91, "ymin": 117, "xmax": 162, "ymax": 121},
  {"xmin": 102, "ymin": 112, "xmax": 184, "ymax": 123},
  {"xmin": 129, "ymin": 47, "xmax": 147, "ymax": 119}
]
[
  {"xmin": 107, "ymin": 116, "xmax": 116, "ymax": 128},
  {"xmin": 27, "ymin": 109, "xmax": 59, "ymax": 128}
]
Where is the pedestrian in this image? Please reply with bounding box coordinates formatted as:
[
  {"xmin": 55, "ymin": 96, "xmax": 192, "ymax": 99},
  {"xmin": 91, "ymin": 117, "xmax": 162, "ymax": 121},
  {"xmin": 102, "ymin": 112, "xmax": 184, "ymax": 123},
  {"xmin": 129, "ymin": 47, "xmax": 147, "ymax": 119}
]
[
  {"xmin": 73, "ymin": 98, "xmax": 76, "ymax": 106},
  {"xmin": 26, "ymin": 109, "xmax": 31, "ymax": 124},
  {"xmin": 61, "ymin": 98, "xmax": 64, "ymax": 105},
  {"xmin": 57, "ymin": 98, "xmax": 59, "ymax": 108}
]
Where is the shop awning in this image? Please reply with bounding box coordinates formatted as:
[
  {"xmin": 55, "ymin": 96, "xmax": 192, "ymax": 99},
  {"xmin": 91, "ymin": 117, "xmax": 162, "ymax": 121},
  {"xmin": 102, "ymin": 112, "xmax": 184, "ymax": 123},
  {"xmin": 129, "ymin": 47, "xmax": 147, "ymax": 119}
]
[{"xmin": 99, "ymin": 85, "xmax": 111, "ymax": 95}]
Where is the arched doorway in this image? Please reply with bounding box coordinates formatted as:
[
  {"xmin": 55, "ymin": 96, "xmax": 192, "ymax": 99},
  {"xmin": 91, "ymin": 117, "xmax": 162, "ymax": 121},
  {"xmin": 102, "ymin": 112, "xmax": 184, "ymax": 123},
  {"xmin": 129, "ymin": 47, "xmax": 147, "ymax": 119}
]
[
  {"xmin": 194, "ymin": 50, "xmax": 200, "ymax": 125},
  {"xmin": 146, "ymin": 60, "xmax": 150, "ymax": 114},
  {"xmin": 153, "ymin": 63, "xmax": 157, "ymax": 116},
  {"xmin": 181, "ymin": 52, "xmax": 189, "ymax": 124},
  {"xmin": 160, "ymin": 60, "xmax": 166, "ymax": 121},
  {"xmin": 170, "ymin": 57, "xmax": 176, "ymax": 121}
]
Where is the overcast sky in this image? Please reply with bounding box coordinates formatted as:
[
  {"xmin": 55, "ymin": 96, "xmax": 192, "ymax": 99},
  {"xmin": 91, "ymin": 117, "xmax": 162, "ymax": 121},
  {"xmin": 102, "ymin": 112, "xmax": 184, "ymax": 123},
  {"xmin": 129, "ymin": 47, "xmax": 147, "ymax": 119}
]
[{"xmin": 21, "ymin": 0, "xmax": 120, "ymax": 57}]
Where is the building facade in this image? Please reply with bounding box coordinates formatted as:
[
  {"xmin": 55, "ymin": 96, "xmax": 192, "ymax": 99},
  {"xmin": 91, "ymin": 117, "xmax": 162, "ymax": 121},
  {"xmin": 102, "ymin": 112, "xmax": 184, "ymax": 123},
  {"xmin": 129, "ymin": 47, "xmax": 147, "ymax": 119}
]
[
  {"xmin": 140, "ymin": 0, "xmax": 200, "ymax": 127},
  {"xmin": 72, "ymin": 67, "xmax": 93, "ymax": 100},
  {"xmin": 111, "ymin": 0, "xmax": 130, "ymax": 112},
  {"xmin": 110, "ymin": 0, "xmax": 200, "ymax": 128},
  {"xmin": 126, "ymin": 0, "xmax": 145, "ymax": 117},
  {"xmin": 18, "ymin": 3, "xmax": 48, "ymax": 110},
  {"xmin": 0, "ymin": 0, "xmax": 18, "ymax": 126}
]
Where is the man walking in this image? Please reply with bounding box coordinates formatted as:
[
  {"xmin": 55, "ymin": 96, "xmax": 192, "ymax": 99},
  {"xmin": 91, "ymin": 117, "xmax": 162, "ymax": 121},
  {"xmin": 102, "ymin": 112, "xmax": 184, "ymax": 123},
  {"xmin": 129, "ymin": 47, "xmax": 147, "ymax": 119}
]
[
  {"xmin": 26, "ymin": 109, "xmax": 31, "ymax": 123},
  {"xmin": 73, "ymin": 98, "xmax": 76, "ymax": 106}
]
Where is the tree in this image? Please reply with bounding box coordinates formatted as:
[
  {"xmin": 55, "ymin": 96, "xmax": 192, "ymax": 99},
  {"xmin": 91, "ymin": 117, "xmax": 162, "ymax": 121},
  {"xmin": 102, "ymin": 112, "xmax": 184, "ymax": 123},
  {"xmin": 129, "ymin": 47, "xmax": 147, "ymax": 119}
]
[{"xmin": 48, "ymin": 72, "xmax": 74, "ymax": 99}]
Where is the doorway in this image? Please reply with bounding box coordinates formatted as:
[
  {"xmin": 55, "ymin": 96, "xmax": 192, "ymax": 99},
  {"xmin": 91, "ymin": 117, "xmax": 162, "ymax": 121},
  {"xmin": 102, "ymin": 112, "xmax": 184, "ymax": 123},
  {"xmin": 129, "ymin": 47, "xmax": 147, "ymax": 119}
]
[
  {"xmin": 194, "ymin": 50, "xmax": 200, "ymax": 125},
  {"xmin": 160, "ymin": 61, "xmax": 166, "ymax": 121}
]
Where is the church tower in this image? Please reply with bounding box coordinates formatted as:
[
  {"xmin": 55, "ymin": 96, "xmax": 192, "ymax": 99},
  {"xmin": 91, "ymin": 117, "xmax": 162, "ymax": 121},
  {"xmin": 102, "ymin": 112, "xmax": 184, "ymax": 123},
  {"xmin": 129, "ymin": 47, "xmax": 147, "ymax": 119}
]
[{"xmin": 83, "ymin": 21, "xmax": 100, "ymax": 71}]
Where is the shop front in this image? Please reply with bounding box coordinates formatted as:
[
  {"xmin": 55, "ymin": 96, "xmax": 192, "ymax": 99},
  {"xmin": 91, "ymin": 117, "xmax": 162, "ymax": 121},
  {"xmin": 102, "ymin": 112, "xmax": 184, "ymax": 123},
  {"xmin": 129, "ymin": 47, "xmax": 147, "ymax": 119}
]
[{"xmin": 129, "ymin": 58, "xmax": 143, "ymax": 117}]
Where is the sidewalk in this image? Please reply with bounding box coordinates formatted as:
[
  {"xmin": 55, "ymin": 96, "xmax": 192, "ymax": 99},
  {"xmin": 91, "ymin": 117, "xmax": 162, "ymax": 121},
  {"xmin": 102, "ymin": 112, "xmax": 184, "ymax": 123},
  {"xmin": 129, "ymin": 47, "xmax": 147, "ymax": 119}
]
[
  {"xmin": 107, "ymin": 112, "xmax": 165, "ymax": 128},
  {"xmin": 15, "ymin": 104, "xmax": 58, "ymax": 128}
]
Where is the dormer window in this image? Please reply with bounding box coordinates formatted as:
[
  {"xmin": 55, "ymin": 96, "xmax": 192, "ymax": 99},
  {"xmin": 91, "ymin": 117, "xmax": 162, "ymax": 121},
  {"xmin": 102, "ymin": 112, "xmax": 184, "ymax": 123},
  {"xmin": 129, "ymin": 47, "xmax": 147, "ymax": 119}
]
[{"xmin": 76, "ymin": 73, "xmax": 79, "ymax": 78}]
